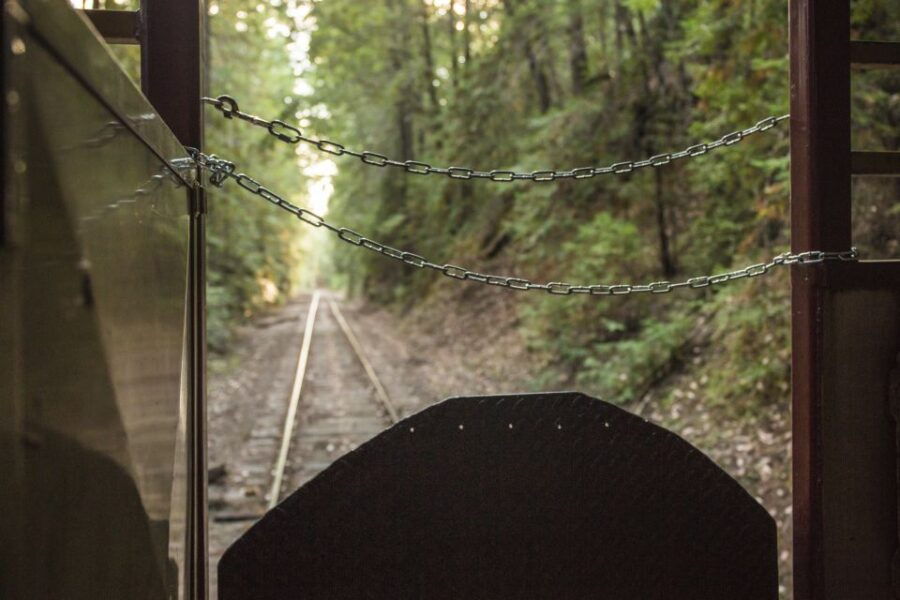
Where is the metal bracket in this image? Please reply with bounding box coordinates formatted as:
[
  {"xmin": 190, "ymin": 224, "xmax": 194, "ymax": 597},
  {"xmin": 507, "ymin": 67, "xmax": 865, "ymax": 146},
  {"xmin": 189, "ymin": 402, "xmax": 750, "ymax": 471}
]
[{"xmin": 171, "ymin": 156, "xmax": 200, "ymax": 189}]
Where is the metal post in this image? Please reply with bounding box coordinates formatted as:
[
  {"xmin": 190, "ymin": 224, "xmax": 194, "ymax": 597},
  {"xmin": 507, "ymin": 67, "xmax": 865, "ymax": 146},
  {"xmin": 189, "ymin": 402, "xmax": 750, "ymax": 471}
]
[
  {"xmin": 789, "ymin": 1, "xmax": 851, "ymax": 598},
  {"xmin": 791, "ymin": 1, "xmax": 900, "ymax": 598},
  {"xmin": 140, "ymin": 1, "xmax": 208, "ymax": 598}
]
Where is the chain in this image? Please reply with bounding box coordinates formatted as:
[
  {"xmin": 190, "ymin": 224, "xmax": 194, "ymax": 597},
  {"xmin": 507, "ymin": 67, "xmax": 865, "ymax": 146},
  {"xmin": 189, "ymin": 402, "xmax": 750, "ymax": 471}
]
[
  {"xmin": 190, "ymin": 150, "xmax": 858, "ymax": 296},
  {"xmin": 201, "ymin": 95, "xmax": 789, "ymax": 183}
]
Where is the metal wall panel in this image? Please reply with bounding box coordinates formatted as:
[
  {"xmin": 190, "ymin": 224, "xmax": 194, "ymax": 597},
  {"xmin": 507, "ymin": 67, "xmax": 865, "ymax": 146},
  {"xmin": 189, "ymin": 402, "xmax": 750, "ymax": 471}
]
[
  {"xmin": 1, "ymin": 1, "xmax": 195, "ymax": 598},
  {"xmin": 820, "ymin": 287, "xmax": 900, "ymax": 598}
]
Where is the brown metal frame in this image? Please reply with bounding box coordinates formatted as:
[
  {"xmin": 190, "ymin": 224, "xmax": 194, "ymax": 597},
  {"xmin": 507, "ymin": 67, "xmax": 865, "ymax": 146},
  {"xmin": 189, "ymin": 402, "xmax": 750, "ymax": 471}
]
[
  {"xmin": 850, "ymin": 40, "xmax": 900, "ymax": 69},
  {"xmin": 851, "ymin": 151, "xmax": 900, "ymax": 177},
  {"xmin": 790, "ymin": 1, "xmax": 900, "ymax": 598},
  {"xmin": 140, "ymin": 2, "xmax": 208, "ymax": 598},
  {"xmin": 790, "ymin": 3, "xmax": 851, "ymax": 593},
  {"xmin": 87, "ymin": 2, "xmax": 209, "ymax": 598},
  {"xmin": 849, "ymin": 36, "xmax": 900, "ymax": 180}
]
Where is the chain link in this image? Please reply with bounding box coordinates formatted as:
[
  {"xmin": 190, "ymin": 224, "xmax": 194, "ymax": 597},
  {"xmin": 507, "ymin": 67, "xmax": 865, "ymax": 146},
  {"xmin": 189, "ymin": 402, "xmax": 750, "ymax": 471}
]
[
  {"xmin": 201, "ymin": 95, "xmax": 789, "ymax": 183},
  {"xmin": 190, "ymin": 151, "xmax": 858, "ymax": 297}
]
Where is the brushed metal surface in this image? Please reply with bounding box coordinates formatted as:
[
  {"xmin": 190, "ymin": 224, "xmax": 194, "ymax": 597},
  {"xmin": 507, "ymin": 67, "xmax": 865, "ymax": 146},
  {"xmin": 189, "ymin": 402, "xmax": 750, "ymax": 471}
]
[{"xmin": 1, "ymin": 1, "xmax": 193, "ymax": 598}]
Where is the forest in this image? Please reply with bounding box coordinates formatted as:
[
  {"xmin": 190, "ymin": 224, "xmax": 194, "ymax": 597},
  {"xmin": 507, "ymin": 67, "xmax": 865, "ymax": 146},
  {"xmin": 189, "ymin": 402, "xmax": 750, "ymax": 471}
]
[{"xmin": 203, "ymin": 0, "xmax": 897, "ymax": 408}]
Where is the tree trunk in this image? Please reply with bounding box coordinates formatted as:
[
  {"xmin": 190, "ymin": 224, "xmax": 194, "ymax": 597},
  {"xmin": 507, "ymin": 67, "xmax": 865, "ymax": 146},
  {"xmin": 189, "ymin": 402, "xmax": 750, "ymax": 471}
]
[
  {"xmin": 613, "ymin": 1, "xmax": 624, "ymax": 67},
  {"xmin": 463, "ymin": 0, "xmax": 472, "ymax": 65},
  {"xmin": 598, "ymin": 0, "xmax": 608, "ymax": 61},
  {"xmin": 568, "ymin": 0, "xmax": 588, "ymax": 95},
  {"xmin": 504, "ymin": 0, "xmax": 552, "ymax": 113},
  {"xmin": 385, "ymin": 0, "xmax": 416, "ymax": 200},
  {"xmin": 419, "ymin": 0, "xmax": 440, "ymax": 113},
  {"xmin": 527, "ymin": 49, "xmax": 552, "ymax": 113},
  {"xmin": 614, "ymin": 1, "xmax": 638, "ymax": 57},
  {"xmin": 654, "ymin": 167, "xmax": 676, "ymax": 277},
  {"xmin": 448, "ymin": 5, "xmax": 459, "ymax": 87}
]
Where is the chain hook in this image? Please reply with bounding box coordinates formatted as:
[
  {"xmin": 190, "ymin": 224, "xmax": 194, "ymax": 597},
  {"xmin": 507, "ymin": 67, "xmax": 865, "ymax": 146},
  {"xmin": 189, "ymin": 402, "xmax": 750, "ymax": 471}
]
[{"xmin": 215, "ymin": 95, "xmax": 240, "ymax": 119}]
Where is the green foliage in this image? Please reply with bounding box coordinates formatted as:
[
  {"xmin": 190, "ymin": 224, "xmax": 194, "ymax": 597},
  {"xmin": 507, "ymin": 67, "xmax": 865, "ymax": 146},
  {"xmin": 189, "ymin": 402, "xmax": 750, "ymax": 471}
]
[
  {"xmin": 197, "ymin": 0, "xmax": 893, "ymax": 405},
  {"xmin": 302, "ymin": 0, "xmax": 892, "ymax": 415},
  {"xmin": 704, "ymin": 273, "xmax": 792, "ymax": 415},
  {"xmin": 580, "ymin": 309, "xmax": 699, "ymax": 403},
  {"xmin": 205, "ymin": 0, "xmax": 310, "ymax": 351}
]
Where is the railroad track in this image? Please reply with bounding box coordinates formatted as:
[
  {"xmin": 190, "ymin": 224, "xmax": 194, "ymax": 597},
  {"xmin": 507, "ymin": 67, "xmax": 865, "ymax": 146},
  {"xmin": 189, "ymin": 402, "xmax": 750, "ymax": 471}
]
[{"xmin": 214, "ymin": 290, "xmax": 400, "ymax": 522}]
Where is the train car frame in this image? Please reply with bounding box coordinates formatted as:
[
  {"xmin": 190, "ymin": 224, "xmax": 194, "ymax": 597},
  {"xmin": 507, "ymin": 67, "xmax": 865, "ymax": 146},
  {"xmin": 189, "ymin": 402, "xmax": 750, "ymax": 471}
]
[{"xmin": 1, "ymin": 0, "xmax": 898, "ymax": 599}]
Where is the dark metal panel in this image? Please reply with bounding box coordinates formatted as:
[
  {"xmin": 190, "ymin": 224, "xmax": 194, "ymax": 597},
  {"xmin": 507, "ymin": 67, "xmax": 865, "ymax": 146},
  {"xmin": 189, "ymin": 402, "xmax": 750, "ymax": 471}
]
[
  {"xmin": 850, "ymin": 41, "xmax": 900, "ymax": 69},
  {"xmin": 2, "ymin": 0, "xmax": 193, "ymax": 598},
  {"xmin": 824, "ymin": 261, "xmax": 900, "ymax": 291},
  {"xmin": 821, "ymin": 290, "xmax": 899, "ymax": 597},
  {"xmin": 220, "ymin": 393, "xmax": 778, "ymax": 600},
  {"xmin": 82, "ymin": 9, "xmax": 139, "ymax": 45},
  {"xmin": 851, "ymin": 151, "xmax": 900, "ymax": 176}
]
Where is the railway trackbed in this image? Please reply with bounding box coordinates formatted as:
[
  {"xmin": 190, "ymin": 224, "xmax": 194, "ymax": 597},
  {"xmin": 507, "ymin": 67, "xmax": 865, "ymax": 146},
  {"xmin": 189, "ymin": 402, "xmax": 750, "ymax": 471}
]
[
  {"xmin": 210, "ymin": 291, "xmax": 400, "ymax": 524},
  {"xmin": 207, "ymin": 290, "xmax": 403, "ymax": 594},
  {"xmin": 269, "ymin": 291, "xmax": 400, "ymax": 508}
]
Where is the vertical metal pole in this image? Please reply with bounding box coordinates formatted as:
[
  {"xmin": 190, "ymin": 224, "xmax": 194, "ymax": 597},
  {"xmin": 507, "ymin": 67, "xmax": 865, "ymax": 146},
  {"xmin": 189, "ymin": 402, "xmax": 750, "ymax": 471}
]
[
  {"xmin": 789, "ymin": 1, "xmax": 851, "ymax": 598},
  {"xmin": 140, "ymin": 1, "xmax": 208, "ymax": 599}
]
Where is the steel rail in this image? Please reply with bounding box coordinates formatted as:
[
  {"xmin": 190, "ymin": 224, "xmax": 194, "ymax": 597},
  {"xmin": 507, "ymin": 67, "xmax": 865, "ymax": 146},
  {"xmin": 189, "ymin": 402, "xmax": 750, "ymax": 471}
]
[
  {"xmin": 327, "ymin": 298, "xmax": 400, "ymax": 424},
  {"xmin": 260, "ymin": 292, "xmax": 397, "ymax": 515},
  {"xmin": 267, "ymin": 290, "xmax": 321, "ymax": 510}
]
